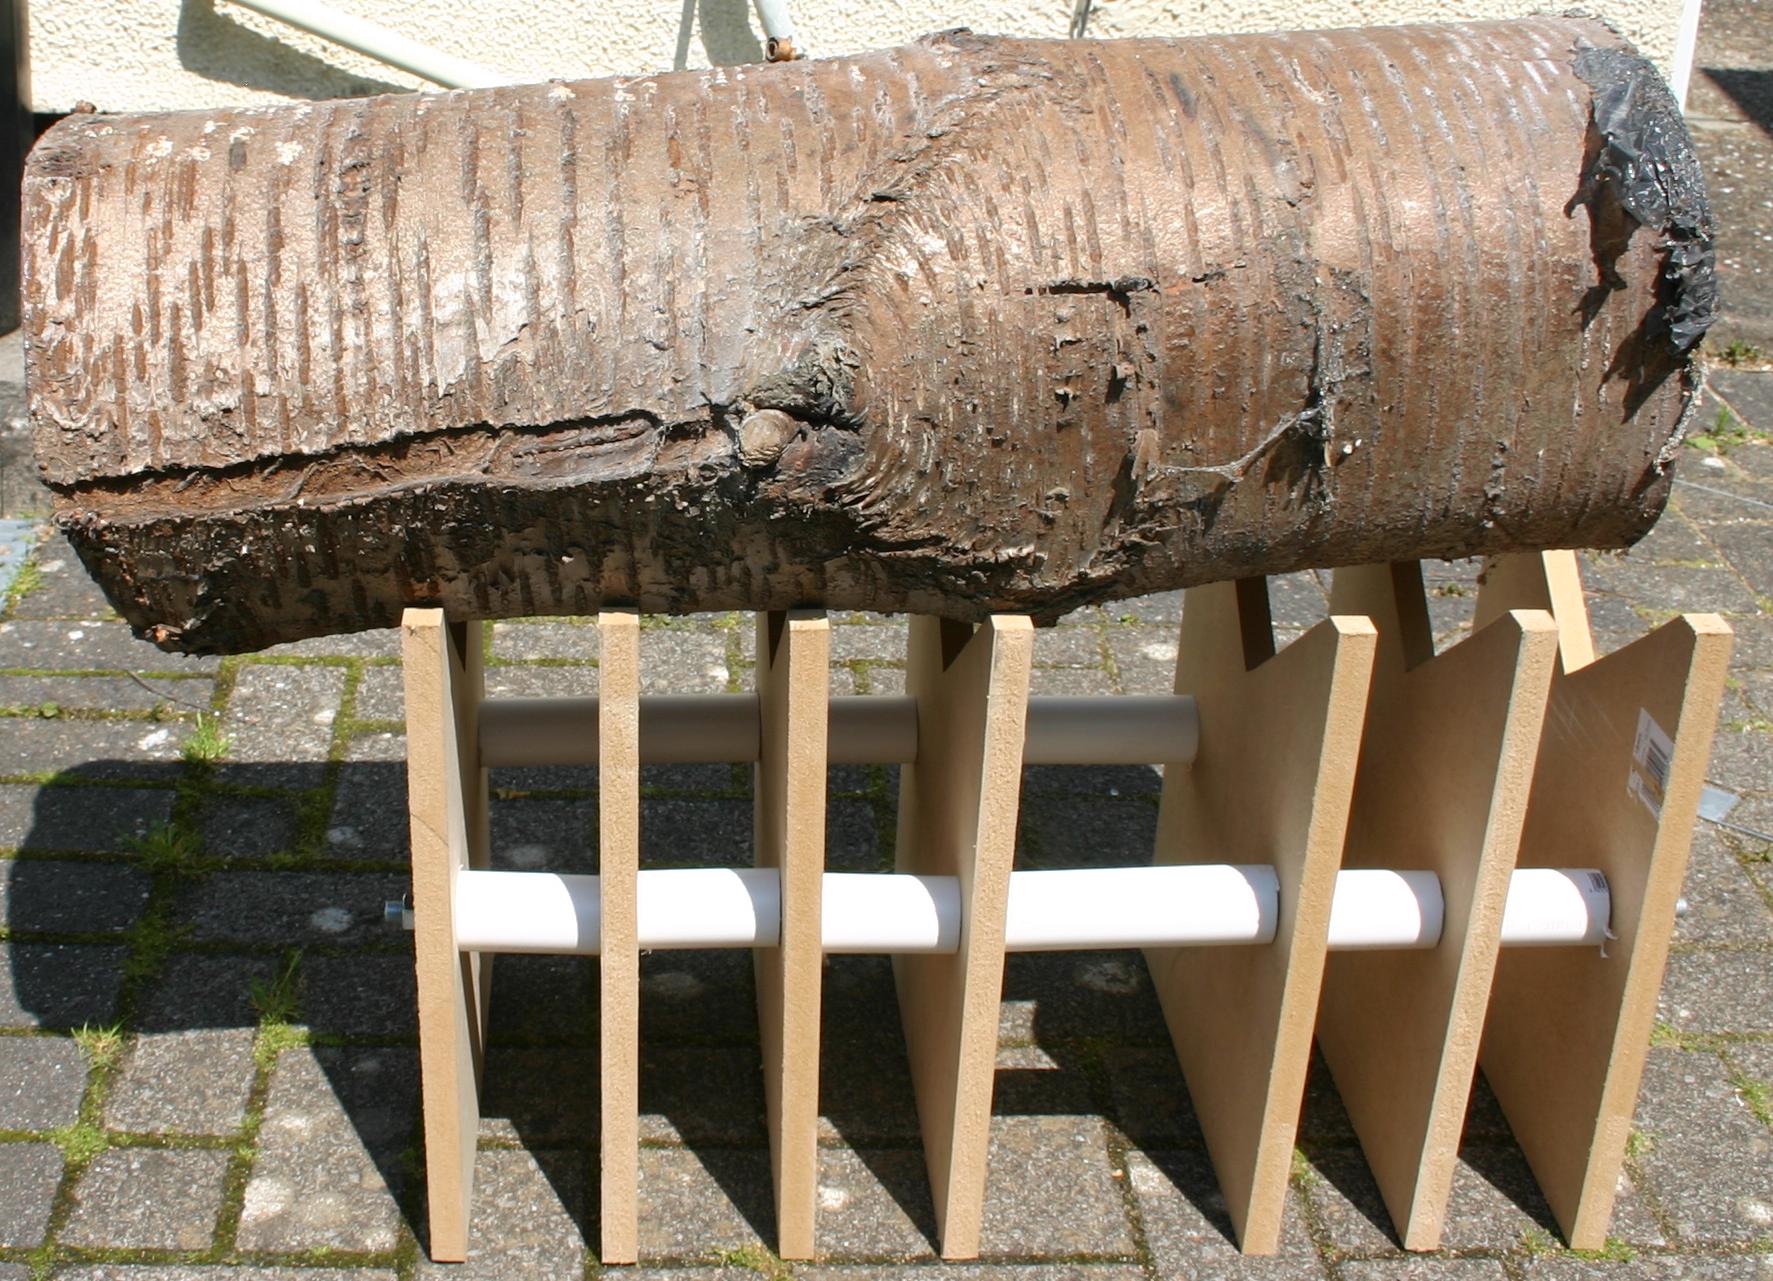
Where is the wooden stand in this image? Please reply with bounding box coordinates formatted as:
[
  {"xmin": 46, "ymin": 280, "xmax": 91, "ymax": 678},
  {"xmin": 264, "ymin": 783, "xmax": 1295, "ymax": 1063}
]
[
  {"xmin": 1473, "ymin": 552, "xmax": 1732, "ymax": 1249},
  {"xmin": 1317, "ymin": 565, "xmax": 1559, "ymax": 1249},
  {"xmin": 1147, "ymin": 580, "xmax": 1376, "ymax": 1252},
  {"xmin": 398, "ymin": 551, "xmax": 1729, "ymax": 1262}
]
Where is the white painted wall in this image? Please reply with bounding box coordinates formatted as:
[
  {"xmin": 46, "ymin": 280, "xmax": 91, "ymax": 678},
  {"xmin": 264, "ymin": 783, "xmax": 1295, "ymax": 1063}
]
[{"xmin": 32, "ymin": 0, "xmax": 1688, "ymax": 114}]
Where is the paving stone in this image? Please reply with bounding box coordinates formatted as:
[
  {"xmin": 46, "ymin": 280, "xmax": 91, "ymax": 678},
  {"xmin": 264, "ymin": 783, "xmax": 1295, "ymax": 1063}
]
[
  {"xmin": 805, "ymin": 1269, "xmax": 1146, "ymax": 1281},
  {"xmin": 1338, "ymin": 1262, "xmax": 1507, "ymax": 1280},
  {"xmin": 640, "ymin": 630, "xmax": 733, "ymax": 694},
  {"xmin": 826, "ymin": 798, "xmax": 883, "ymax": 872},
  {"xmin": 7, "ymin": 539, "xmax": 115, "ymax": 619},
  {"xmin": 1434, "ymin": 1143, "xmax": 1559, "ymax": 1250},
  {"xmin": 483, "ymin": 954, "xmax": 594, "ymax": 1046},
  {"xmin": 0, "ymin": 859, "xmax": 150, "ymax": 935},
  {"xmin": 1676, "ymin": 826, "xmax": 1773, "ymax": 943},
  {"xmin": 1706, "ymin": 722, "xmax": 1773, "ymax": 791},
  {"xmin": 1128, "ymin": 1149, "xmax": 1318, "ymax": 1278},
  {"xmin": 641, "ymin": 797, "xmax": 753, "ymax": 867},
  {"xmin": 0, "ymin": 1034, "xmax": 87, "ymax": 1129},
  {"xmin": 1017, "ymin": 796, "xmax": 1157, "ymax": 870},
  {"xmin": 1630, "ymin": 509, "xmax": 1724, "ymax": 565},
  {"xmin": 481, "ymin": 663, "xmax": 599, "ymax": 700},
  {"xmin": 301, "ymin": 952, "xmax": 417, "ymax": 1038},
  {"xmin": 1659, "ymin": 949, "xmax": 1773, "ymax": 1034},
  {"xmin": 491, "ymin": 621, "xmax": 600, "ymax": 662},
  {"xmin": 327, "ymin": 758, "xmax": 408, "ymax": 863},
  {"xmin": 1103, "ymin": 1046, "xmax": 1201, "ymax": 1147},
  {"xmin": 487, "ymin": 795, "xmax": 597, "ymax": 874},
  {"xmin": 169, "ymin": 870, "xmax": 406, "ymax": 948},
  {"xmin": 258, "ymin": 628, "xmax": 402, "ymax": 659},
  {"xmin": 640, "ymin": 1045, "xmax": 766, "ymax": 1145},
  {"xmin": 106, "ymin": 1030, "xmax": 258, "ymax": 1135},
  {"xmin": 1517, "ymin": 1253, "xmax": 1773, "ymax": 1279},
  {"xmin": 60, "ymin": 1147, "xmax": 230, "ymax": 1251},
  {"xmin": 135, "ymin": 952, "xmax": 283, "ymax": 1033},
  {"xmin": 58, "ymin": 1270, "xmax": 399, "ymax": 1281},
  {"xmin": 1707, "ymin": 522, "xmax": 1773, "ymax": 601},
  {"xmin": 199, "ymin": 794, "xmax": 301, "ymax": 860},
  {"xmin": 0, "ymin": 1142, "xmax": 62, "ymax": 1246},
  {"xmin": 1020, "ymin": 763, "xmax": 1162, "ymax": 799},
  {"xmin": 0, "ymin": 674, "xmax": 210, "ymax": 713},
  {"xmin": 349, "ymin": 665, "xmax": 405, "ymax": 723},
  {"xmin": 814, "ymin": 1147, "xmax": 937, "ymax": 1257},
  {"xmin": 858, "ymin": 663, "xmax": 906, "ymax": 695},
  {"xmin": 0, "ymin": 620, "xmax": 216, "ymax": 673},
  {"xmin": 476, "ymin": 1047, "xmax": 598, "ymax": 1144},
  {"xmin": 4, "ymin": 716, "xmax": 183, "ymax": 781},
  {"xmin": 1027, "ymin": 665, "xmax": 1116, "ymax": 696},
  {"xmin": 639, "ymin": 949, "xmax": 757, "ymax": 1044},
  {"xmin": 237, "ymin": 1045, "xmax": 418, "ymax": 1253},
  {"xmin": 1269, "ymin": 570, "xmax": 1332, "ymax": 629},
  {"xmin": 217, "ymin": 664, "xmax": 347, "ymax": 790},
  {"xmin": 637, "ymin": 1146, "xmax": 773, "ymax": 1260},
  {"xmin": 1582, "ymin": 562, "xmax": 1764, "ymax": 618},
  {"xmin": 414, "ymin": 1148, "xmax": 586, "ymax": 1278},
  {"xmin": 0, "ymin": 943, "xmax": 125, "ymax": 1029},
  {"xmin": 1028, "ymin": 625, "xmax": 1108, "ymax": 667},
  {"xmin": 998, "ymin": 951, "xmax": 1169, "ymax": 1047},
  {"xmin": 831, "ymin": 622, "xmax": 910, "ymax": 663},
  {"xmin": 819, "ymin": 957, "xmax": 920, "ymax": 1145},
  {"xmin": 978, "ymin": 1114, "xmax": 1134, "ymax": 1256},
  {"xmin": 1304, "ymin": 1145, "xmax": 1406, "ymax": 1252},
  {"xmin": 0, "ymin": 784, "xmax": 174, "ymax": 852},
  {"xmin": 1634, "ymin": 1047, "xmax": 1773, "ymax": 1244}
]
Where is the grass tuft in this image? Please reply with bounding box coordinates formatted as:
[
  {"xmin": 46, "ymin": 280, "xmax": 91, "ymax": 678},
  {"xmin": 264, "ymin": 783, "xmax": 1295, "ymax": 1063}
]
[
  {"xmin": 70, "ymin": 1022, "xmax": 127, "ymax": 1072},
  {"xmin": 181, "ymin": 713, "xmax": 230, "ymax": 765}
]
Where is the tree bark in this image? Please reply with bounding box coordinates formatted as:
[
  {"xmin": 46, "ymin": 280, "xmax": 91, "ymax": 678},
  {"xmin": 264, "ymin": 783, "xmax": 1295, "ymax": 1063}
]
[{"xmin": 23, "ymin": 17, "xmax": 1712, "ymax": 653}]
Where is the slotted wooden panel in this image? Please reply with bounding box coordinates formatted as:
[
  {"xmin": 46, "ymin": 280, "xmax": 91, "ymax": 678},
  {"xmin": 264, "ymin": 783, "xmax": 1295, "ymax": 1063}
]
[{"xmin": 598, "ymin": 610, "xmax": 642, "ymax": 1263}]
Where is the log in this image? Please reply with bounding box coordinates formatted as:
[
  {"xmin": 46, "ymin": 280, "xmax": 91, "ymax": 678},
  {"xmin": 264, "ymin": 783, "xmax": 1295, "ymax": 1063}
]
[{"xmin": 23, "ymin": 18, "xmax": 1714, "ymax": 654}]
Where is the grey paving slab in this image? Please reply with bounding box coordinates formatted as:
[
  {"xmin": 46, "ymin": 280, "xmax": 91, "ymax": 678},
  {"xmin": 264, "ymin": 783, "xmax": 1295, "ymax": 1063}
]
[
  {"xmin": 636, "ymin": 1146, "xmax": 772, "ymax": 1260},
  {"xmin": 830, "ymin": 622, "xmax": 910, "ymax": 662},
  {"xmin": 1517, "ymin": 1253, "xmax": 1773, "ymax": 1280},
  {"xmin": 56, "ymin": 1270, "xmax": 400, "ymax": 1281},
  {"xmin": 1659, "ymin": 950, "xmax": 1773, "ymax": 1034},
  {"xmin": 134, "ymin": 952, "xmax": 283, "ymax": 1033},
  {"xmin": 490, "ymin": 620, "xmax": 600, "ymax": 663},
  {"xmin": 0, "ymin": 943, "xmax": 126, "ymax": 1029},
  {"xmin": 3, "ymin": 716, "xmax": 183, "ymax": 782},
  {"xmin": 1127, "ymin": 1150, "xmax": 1318, "ymax": 1278},
  {"xmin": 0, "ymin": 1034, "xmax": 87, "ymax": 1130},
  {"xmin": 0, "ymin": 859, "xmax": 151, "ymax": 935},
  {"xmin": 804, "ymin": 1269, "xmax": 1147, "ymax": 1281},
  {"xmin": 998, "ymin": 951, "xmax": 1169, "ymax": 1047},
  {"xmin": 168, "ymin": 870, "xmax": 406, "ymax": 948},
  {"xmin": 475, "ymin": 1046, "xmax": 598, "ymax": 1145},
  {"xmin": 1338, "ymin": 1262, "xmax": 1508, "ymax": 1281},
  {"xmin": 300, "ymin": 952, "xmax": 417, "ymax": 1038},
  {"xmin": 6, "ymin": 538, "xmax": 115, "ymax": 619},
  {"xmin": 640, "ymin": 797, "xmax": 753, "ymax": 867},
  {"xmin": 978, "ymin": 1115, "xmax": 1135, "ymax": 1256},
  {"xmin": 257, "ymin": 628, "xmax": 402, "ymax": 659},
  {"xmin": 0, "ymin": 620, "xmax": 216, "ymax": 674},
  {"xmin": 413, "ymin": 1148, "xmax": 586, "ymax": 1280},
  {"xmin": 1712, "ymin": 374, "xmax": 1773, "ymax": 435},
  {"xmin": 1434, "ymin": 1143, "xmax": 1559, "ymax": 1251},
  {"xmin": 486, "ymin": 795, "xmax": 597, "ymax": 874},
  {"xmin": 639, "ymin": 950, "xmax": 757, "ymax": 1044},
  {"xmin": 60, "ymin": 1147, "xmax": 230, "ymax": 1251},
  {"xmin": 482, "ymin": 954, "xmax": 594, "ymax": 1047},
  {"xmin": 217, "ymin": 663, "xmax": 348, "ymax": 789},
  {"xmin": 1676, "ymin": 827, "xmax": 1773, "ymax": 944},
  {"xmin": 814, "ymin": 1147, "xmax": 938, "ymax": 1258},
  {"xmin": 349, "ymin": 665, "xmax": 405, "ymax": 723},
  {"xmin": 639, "ymin": 1044, "xmax": 766, "ymax": 1145},
  {"xmin": 0, "ymin": 784, "xmax": 174, "ymax": 852},
  {"xmin": 1016, "ymin": 795, "xmax": 1158, "ymax": 870},
  {"xmin": 1633, "ymin": 1048, "xmax": 1773, "ymax": 1245},
  {"xmin": 481, "ymin": 663, "xmax": 598, "ymax": 700},
  {"xmin": 105, "ymin": 1030, "xmax": 258, "ymax": 1135},
  {"xmin": 1027, "ymin": 665, "xmax": 1117, "ymax": 696},
  {"xmin": 236, "ymin": 1045, "xmax": 418, "ymax": 1253},
  {"xmin": 639, "ymin": 630, "xmax": 733, "ymax": 694},
  {"xmin": 327, "ymin": 757, "xmax": 408, "ymax": 863},
  {"xmin": 0, "ymin": 1141, "xmax": 63, "ymax": 1246},
  {"xmin": 1102, "ymin": 1046, "xmax": 1201, "ymax": 1147},
  {"xmin": 1583, "ymin": 561, "xmax": 1764, "ymax": 618},
  {"xmin": 198, "ymin": 795, "xmax": 301, "ymax": 860},
  {"xmin": 1027, "ymin": 625, "xmax": 1107, "ymax": 667},
  {"xmin": 0, "ymin": 674, "xmax": 210, "ymax": 713}
]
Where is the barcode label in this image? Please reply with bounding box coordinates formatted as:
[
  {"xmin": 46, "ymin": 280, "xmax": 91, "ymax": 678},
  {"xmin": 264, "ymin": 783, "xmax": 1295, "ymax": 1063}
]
[{"xmin": 1629, "ymin": 709, "xmax": 1675, "ymax": 819}]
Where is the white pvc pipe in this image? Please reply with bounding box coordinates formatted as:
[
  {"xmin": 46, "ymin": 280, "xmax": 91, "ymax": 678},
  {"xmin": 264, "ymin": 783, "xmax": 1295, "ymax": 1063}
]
[
  {"xmin": 1500, "ymin": 868, "xmax": 1612, "ymax": 947},
  {"xmin": 450, "ymin": 866, "xmax": 1609, "ymax": 956},
  {"xmin": 1002, "ymin": 865, "xmax": 1278, "ymax": 950},
  {"xmin": 1669, "ymin": 0, "xmax": 1705, "ymax": 110},
  {"xmin": 752, "ymin": 0, "xmax": 798, "ymax": 59},
  {"xmin": 225, "ymin": 0, "xmax": 508, "ymax": 89},
  {"xmin": 1325, "ymin": 869, "xmax": 1444, "ymax": 950}
]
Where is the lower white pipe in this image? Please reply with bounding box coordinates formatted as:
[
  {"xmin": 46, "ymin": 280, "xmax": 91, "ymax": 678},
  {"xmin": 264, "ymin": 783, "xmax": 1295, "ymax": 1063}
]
[
  {"xmin": 224, "ymin": 0, "xmax": 508, "ymax": 89},
  {"xmin": 451, "ymin": 865, "xmax": 1609, "ymax": 956}
]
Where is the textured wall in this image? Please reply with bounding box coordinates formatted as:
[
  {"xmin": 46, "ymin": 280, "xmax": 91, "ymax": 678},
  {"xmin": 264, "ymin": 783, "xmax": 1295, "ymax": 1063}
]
[{"xmin": 34, "ymin": 0, "xmax": 1686, "ymax": 114}]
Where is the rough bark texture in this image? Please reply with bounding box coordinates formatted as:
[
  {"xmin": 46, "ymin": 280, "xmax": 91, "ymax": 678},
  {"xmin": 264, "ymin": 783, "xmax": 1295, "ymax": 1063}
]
[{"xmin": 24, "ymin": 18, "xmax": 1711, "ymax": 654}]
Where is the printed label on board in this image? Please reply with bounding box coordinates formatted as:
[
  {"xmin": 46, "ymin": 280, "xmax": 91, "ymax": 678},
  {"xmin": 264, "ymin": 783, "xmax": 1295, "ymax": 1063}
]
[{"xmin": 1629, "ymin": 708, "xmax": 1675, "ymax": 818}]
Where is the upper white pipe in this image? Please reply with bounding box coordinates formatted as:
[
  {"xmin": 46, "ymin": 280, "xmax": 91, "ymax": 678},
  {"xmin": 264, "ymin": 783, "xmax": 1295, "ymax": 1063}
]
[{"xmin": 224, "ymin": 0, "xmax": 509, "ymax": 89}]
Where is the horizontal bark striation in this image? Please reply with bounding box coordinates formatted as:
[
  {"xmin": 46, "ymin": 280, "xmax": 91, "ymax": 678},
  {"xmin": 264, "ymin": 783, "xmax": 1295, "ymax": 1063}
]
[{"xmin": 25, "ymin": 19, "xmax": 1704, "ymax": 653}]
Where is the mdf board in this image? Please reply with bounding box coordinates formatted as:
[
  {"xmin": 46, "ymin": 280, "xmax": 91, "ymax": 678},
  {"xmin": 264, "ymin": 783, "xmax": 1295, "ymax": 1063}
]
[
  {"xmin": 403, "ymin": 610, "xmax": 485, "ymax": 1262},
  {"xmin": 1319, "ymin": 564, "xmax": 1559, "ymax": 1249},
  {"xmin": 598, "ymin": 610, "xmax": 643, "ymax": 1263},
  {"xmin": 1476, "ymin": 552, "xmax": 1732, "ymax": 1248},
  {"xmin": 1146, "ymin": 579, "xmax": 1376, "ymax": 1253},
  {"xmin": 753, "ymin": 611, "xmax": 830, "ymax": 1259},
  {"xmin": 893, "ymin": 615, "xmax": 1035, "ymax": 1259}
]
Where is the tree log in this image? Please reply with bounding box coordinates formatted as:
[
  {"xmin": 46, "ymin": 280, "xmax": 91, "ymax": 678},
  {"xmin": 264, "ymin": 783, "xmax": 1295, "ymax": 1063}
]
[{"xmin": 23, "ymin": 18, "xmax": 1714, "ymax": 654}]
